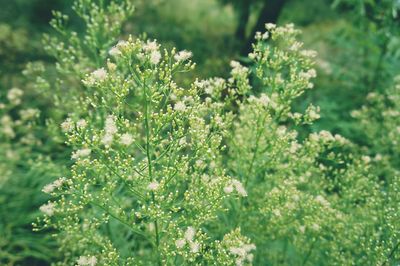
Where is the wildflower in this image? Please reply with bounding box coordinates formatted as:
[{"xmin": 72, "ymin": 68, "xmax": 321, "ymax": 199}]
[
  {"xmin": 143, "ymin": 40, "xmax": 158, "ymax": 52},
  {"xmin": 229, "ymin": 242, "xmax": 256, "ymax": 266},
  {"xmin": 232, "ymin": 179, "xmax": 247, "ymax": 197},
  {"xmin": 61, "ymin": 118, "xmax": 74, "ymax": 132},
  {"xmin": 259, "ymin": 93, "xmax": 270, "ymax": 106},
  {"xmin": 7, "ymin": 87, "xmax": 23, "ymax": 105},
  {"xmin": 262, "ymin": 31, "xmax": 269, "ymax": 39},
  {"xmin": 107, "ymin": 61, "xmax": 117, "ymax": 71},
  {"xmin": 91, "ymin": 68, "xmax": 107, "ymax": 82},
  {"xmin": 101, "ymin": 134, "xmax": 113, "ymax": 146},
  {"xmin": 175, "ymin": 238, "xmax": 186, "ymax": 248},
  {"xmin": 223, "ymin": 185, "xmax": 234, "ymax": 194},
  {"xmin": 147, "ymin": 181, "xmax": 159, "ymax": 191},
  {"xmin": 230, "ymin": 60, "xmax": 248, "ymax": 76},
  {"xmin": 86, "ymin": 256, "xmax": 97, "ymax": 266},
  {"xmin": 42, "ymin": 183, "xmax": 56, "ymax": 194},
  {"xmin": 42, "ymin": 178, "xmax": 65, "ymax": 194},
  {"xmin": 77, "ymin": 256, "xmax": 97, "ymax": 266},
  {"xmin": 71, "ymin": 148, "xmax": 91, "ymax": 160},
  {"xmin": 39, "ymin": 202, "xmax": 55, "ymax": 216},
  {"xmin": 184, "ymin": 226, "xmax": 196, "ymax": 242},
  {"xmin": 105, "ymin": 115, "xmax": 117, "ymax": 135},
  {"xmin": 174, "ymin": 50, "xmax": 192, "ymax": 62},
  {"xmin": 76, "ymin": 119, "xmax": 87, "ymax": 128},
  {"xmin": 315, "ymin": 195, "xmax": 330, "ymax": 207},
  {"xmin": 265, "ymin": 23, "xmax": 276, "ymax": 30},
  {"xmin": 120, "ymin": 133, "xmax": 134, "ymax": 146},
  {"xmin": 150, "ymin": 50, "xmax": 161, "ymax": 65},
  {"xmin": 189, "ymin": 242, "xmax": 200, "ymax": 253},
  {"xmin": 174, "ymin": 101, "xmax": 186, "ymax": 112},
  {"xmin": 19, "ymin": 108, "xmax": 40, "ymax": 120},
  {"xmin": 109, "ymin": 46, "xmax": 121, "ymax": 56},
  {"xmin": 362, "ymin": 156, "xmax": 371, "ymax": 164}
]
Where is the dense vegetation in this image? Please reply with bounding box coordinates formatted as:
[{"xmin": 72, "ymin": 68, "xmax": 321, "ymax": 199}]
[{"xmin": 0, "ymin": 0, "xmax": 399, "ymax": 265}]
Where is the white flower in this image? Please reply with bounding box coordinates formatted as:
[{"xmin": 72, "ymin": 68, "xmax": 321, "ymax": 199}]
[
  {"xmin": 174, "ymin": 101, "xmax": 186, "ymax": 112},
  {"xmin": 71, "ymin": 148, "xmax": 91, "ymax": 160},
  {"xmin": 42, "ymin": 183, "xmax": 56, "ymax": 194},
  {"xmin": 143, "ymin": 40, "xmax": 158, "ymax": 52},
  {"xmin": 77, "ymin": 119, "xmax": 87, "ymax": 128},
  {"xmin": 77, "ymin": 256, "xmax": 88, "ymax": 265},
  {"xmin": 77, "ymin": 255, "xmax": 97, "ymax": 266},
  {"xmin": 109, "ymin": 46, "xmax": 121, "ymax": 56},
  {"xmin": 91, "ymin": 68, "xmax": 107, "ymax": 82},
  {"xmin": 120, "ymin": 133, "xmax": 134, "ymax": 146},
  {"xmin": 150, "ymin": 50, "xmax": 161, "ymax": 65},
  {"xmin": 224, "ymin": 185, "xmax": 234, "ymax": 194},
  {"xmin": 265, "ymin": 23, "xmax": 276, "ymax": 30},
  {"xmin": 232, "ymin": 179, "xmax": 247, "ymax": 197},
  {"xmin": 175, "ymin": 238, "xmax": 186, "ymax": 248},
  {"xmin": 147, "ymin": 182, "xmax": 159, "ymax": 191},
  {"xmin": 362, "ymin": 155, "xmax": 371, "ymax": 164},
  {"xmin": 189, "ymin": 242, "xmax": 200, "ymax": 253},
  {"xmin": 7, "ymin": 87, "xmax": 23, "ymax": 105},
  {"xmin": 184, "ymin": 226, "xmax": 196, "ymax": 242},
  {"xmin": 19, "ymin": 108, "xmax": 39, "ymax": 120},
  {"xmin": 40, "ymin": 202, "xmax": 55, "ymax": 216},
  {"xmin": 262, "ymin": 31, "xmax": 269, "ymax": 39},
  {"xmin": 86, "ymin": 256, "xmax": 97, "ymax": 266},
  {"xmin": 105, "ymin": 115, "xmax": 118, "ymax": 135},
  {"xmin": 315, "ymin": 195, "xmax": 330, "ymax": 207},
  {"xmin": 42, "ymin": 177, "xmax": 66, "ymax": 194},
  {"xmin": 230, "ymin": 60, "xmax": 248, "ymax": 76},
  {"xmin": 259, "ymin": 94, "xmax": 270, "ymax": 106},
  {"xmin": 101, "ymin": 134, "xmax": 113, "ymax": 146},
  {"xmin": 61, "ymin": 118, "xmax": 74, "ymax": 132},
  {"xmin": 174, "ymin": 50, "xmax": 192, "ymax": 62}
]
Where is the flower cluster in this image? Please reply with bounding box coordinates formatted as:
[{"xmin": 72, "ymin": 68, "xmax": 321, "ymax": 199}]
[{"xmin": 30, "ymin": 2, "xmax": 400, "ymax": 265}]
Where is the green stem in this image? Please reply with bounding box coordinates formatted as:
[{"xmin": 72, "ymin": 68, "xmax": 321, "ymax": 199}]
[{"xmin": 143, "ymin": 78, "xmax": 162, "ymax": 266}]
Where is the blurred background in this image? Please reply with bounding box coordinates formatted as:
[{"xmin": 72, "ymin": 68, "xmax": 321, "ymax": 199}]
[{"xmin": 0, "ymin": 0, "xmax": 399, "ymax": 265}]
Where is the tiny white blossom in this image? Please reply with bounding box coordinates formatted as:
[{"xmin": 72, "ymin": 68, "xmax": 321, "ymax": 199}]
[
  {"xmin": 143, "ymin": 40, "xmax": 158, "ymax": 52},
  {"xmin": 175, "ymin": 238, "xmax": 186, "ymax": 248},
  {"xmin": 71, "ymin": 148, "xmax": 91, "ymax": 160},
  {"xmin": 174, "ymin": 101, "xmax": 186, "ymax": 112},
  {"xmin": 265, "ymin": 23, "xmax": 276, "ymax": 30},
  {"xmin": 77, "ymin": 255, "xmax": 97, "ymax": 266},
  {"xmin": 232, "ymin": 179, "xmax": 247, "ymax": 197},
  {"xmin": 120, "ymin": 133, "xmax": 134, "ymax": 146},
  {"xmin": 91, "ymin": 68, "xmax": 107, "ymax": 82},
  {"xmin": 101, "ymin": 134, "xmax": 113, "ymax": 146},
  {"xmin": 147, "ymin": 181, "xmax": 159, "ymax": 191},
  {"xmin": 61, "ymin": 118, "xmax": 74, "ymax": 132},
  {"xmin": 184, "ymin": 226, "xmax": 196, "ymax": 242},
  {"xmin": 19, "ymin": 108, "xmax": 39, "ymax": 120},
  {"xmin": 224, "ymin": 185, "xmax": 234, "ymax": 194},
  {"xmin": 150, "ymin": 50, "xmax": 161, "ymax": 65},
  {"xmin": 190, "ymin": 242, "xmax": 200, "ymax": 253},
  {"xmin": 42, "ymin": 177, "xmax": 65, "ymax": 194},
  {"xmin": 174, "ymin": 50, "xmax": 192, "ymax": 62},
  {"xmin": 105, "ymin": 115, "xmax": 118, "ymax": 135},
  {"xmin": 109, "ymin": 46, "xmax": 121, "ymax": 56},
  {"xmin": 86, "ymin": 256, "xmax": 97, "ymax": 266},
  {"xmin": 42, "ymin": 183, "xmax": 56, "ymax": 194},
  {"xmin": 7, "ymin": 87, "xmax": 23, "ymax": 105},
  {"xmin": 76, "ymin": 119, "xmax": 87, "ymax": 128},
  {"xmin": 40, "ymin": 202, "xmax": 55, "ymax": 216}
]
